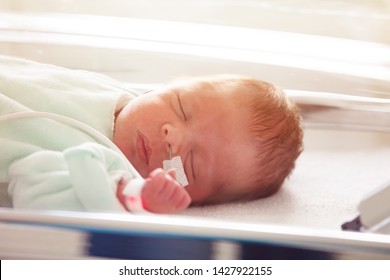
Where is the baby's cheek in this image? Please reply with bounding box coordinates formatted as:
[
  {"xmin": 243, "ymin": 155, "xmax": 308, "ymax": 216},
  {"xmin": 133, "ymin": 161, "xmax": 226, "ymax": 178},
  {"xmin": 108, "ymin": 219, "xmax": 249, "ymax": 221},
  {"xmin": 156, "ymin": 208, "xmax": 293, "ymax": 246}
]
[{"xmin": 182, "ymin": 185, "xmax": 198, "ymax": 201}]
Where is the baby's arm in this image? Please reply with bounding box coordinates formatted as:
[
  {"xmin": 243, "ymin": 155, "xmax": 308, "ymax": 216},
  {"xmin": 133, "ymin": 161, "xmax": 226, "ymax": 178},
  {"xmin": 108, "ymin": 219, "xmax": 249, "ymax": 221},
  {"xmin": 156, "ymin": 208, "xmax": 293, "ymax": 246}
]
[
  {"xmin": 117, "ymin": 168, "xmax": 191, "ymax": 214},
  {"xmin": 8, "ymin": 143, "xmax": 128, "ymax": 212},
  {"xmin": 8, "ymin": 142, "xmax": 190, "ymax": 214}
]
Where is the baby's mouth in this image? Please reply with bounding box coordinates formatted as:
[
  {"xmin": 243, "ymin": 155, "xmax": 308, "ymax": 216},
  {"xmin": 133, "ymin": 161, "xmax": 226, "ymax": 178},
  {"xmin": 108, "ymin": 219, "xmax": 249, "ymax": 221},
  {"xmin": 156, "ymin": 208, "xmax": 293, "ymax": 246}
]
[{"xmin": 137, "ymin": 132, "xmax": 151, "ymax": 166}]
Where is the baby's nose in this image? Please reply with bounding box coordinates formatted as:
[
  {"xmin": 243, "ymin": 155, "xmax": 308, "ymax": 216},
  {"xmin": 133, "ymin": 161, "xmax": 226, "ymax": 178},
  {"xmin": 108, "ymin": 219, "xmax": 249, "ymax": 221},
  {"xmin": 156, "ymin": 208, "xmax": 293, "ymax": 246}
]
[{"xmin": 161, "ymin": 123, "xmax": 188, "ymax": 156}]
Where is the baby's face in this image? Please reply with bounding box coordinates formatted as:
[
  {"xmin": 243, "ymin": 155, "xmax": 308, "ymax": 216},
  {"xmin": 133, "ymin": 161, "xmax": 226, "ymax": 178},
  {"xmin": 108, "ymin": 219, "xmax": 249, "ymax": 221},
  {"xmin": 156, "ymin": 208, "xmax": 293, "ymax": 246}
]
[{"xmin": 114, "ymin": 81, "xmax": 258, "ymax": 203}]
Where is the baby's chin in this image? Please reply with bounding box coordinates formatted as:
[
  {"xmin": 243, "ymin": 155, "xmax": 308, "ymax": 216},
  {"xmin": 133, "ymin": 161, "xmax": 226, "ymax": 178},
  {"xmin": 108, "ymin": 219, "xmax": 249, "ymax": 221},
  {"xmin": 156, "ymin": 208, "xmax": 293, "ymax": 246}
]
[
  {"xmin": 134, "ymin": 165, "xmax": 150, "ymax": 178},
  {"xmin": 125, "ymin": 156, "xmax": 149, "ymax": 178}
]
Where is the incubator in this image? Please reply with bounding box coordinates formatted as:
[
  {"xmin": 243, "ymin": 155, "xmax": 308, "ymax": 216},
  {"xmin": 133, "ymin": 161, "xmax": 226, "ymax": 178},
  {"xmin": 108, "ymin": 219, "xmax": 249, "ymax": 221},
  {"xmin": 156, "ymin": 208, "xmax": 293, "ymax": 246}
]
[{"xmin": 0, "ymin": 1, "xmax": 390, "ymax": 259}]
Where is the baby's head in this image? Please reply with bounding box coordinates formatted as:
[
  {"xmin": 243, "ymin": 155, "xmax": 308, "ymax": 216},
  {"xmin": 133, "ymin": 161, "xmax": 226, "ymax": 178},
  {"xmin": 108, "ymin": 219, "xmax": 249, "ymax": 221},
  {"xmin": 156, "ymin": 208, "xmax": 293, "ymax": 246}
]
[{"xmin": 114, "ymin": 75, "xmax": 303, "ymax": 205}]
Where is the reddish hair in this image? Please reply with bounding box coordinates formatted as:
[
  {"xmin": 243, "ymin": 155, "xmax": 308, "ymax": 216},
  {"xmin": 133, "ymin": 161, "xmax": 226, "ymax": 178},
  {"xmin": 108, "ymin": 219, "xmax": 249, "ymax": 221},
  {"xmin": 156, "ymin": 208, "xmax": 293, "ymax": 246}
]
[
  {"xmin": 240, "ymin": 77, "xmax": 303, "ymax": 199},
  {"xmin": 171, "ymin": 75, "xmax": 303, "ymax": 203}
]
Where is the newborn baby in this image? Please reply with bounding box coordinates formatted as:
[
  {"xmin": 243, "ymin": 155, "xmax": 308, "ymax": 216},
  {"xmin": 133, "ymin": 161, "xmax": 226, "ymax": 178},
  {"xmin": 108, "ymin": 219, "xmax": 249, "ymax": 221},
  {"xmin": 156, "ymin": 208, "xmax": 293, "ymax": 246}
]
[{"xmin": 0, "ymin": 55, "xmax": 303, "ymax": 214}]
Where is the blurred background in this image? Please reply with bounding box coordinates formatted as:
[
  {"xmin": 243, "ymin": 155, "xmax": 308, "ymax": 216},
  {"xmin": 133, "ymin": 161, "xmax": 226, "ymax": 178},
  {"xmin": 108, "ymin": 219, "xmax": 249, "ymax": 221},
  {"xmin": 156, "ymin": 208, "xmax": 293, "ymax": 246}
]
[
  {"xmin": 1, "ymin": 0, "xmax": 389, "ymax": 42},
  {"xmin": 0, "ymin": 0, "xmax": 389, "ymax": 95},
  {"xmin": 1, "ymin": 2, "xmax": 390, "ymax": 260}
]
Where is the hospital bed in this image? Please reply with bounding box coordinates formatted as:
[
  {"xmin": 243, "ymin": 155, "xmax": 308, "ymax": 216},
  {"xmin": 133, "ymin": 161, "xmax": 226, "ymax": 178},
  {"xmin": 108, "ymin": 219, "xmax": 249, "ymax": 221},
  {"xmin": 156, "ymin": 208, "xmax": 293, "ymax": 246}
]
[{"xmin": 0, "ymin": 11, "xmax": 390, "ymax": 259}]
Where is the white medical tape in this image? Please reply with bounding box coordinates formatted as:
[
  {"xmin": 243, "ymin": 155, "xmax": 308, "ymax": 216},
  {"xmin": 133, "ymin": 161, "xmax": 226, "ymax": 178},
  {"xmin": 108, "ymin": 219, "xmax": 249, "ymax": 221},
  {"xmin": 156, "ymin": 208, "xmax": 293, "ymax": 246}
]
[{"xmin": 163, "ymin": 156, "xmax": 189, "ymax": 187}]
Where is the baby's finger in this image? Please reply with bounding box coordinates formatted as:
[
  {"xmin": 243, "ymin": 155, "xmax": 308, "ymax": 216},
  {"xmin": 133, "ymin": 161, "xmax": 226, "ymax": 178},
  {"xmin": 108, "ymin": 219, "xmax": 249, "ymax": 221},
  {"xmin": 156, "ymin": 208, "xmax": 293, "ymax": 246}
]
[
  {"xmin": 158, "ymin": 174, "xmax": 180, "ymax": 199},
  {"xmin": 168, "ymin": 184, "xmax": 191, "ymax": 210},
  {"xmin": 148, "ymin": 168, "xmax": 164, "ymax": 178},
  {"xmin": 143, "ymin": 171, "xmax": 167, "ymax": 196},
  {"xmin": 166, "ymin": 169, "xmax": 177, "ymax": 180}
]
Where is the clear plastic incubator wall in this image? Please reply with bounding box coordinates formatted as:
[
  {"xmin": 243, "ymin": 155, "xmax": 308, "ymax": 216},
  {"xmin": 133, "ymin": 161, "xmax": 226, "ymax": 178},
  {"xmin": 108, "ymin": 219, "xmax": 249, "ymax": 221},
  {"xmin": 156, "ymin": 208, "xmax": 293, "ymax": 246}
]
[{"xmin": 0, "ymin": 0, "xmax": 390, "ymax": 259}]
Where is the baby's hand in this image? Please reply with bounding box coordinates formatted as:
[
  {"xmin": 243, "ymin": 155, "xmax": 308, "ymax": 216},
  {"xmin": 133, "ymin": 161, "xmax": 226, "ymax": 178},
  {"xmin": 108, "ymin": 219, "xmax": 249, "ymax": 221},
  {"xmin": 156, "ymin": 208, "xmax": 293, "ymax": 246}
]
[{"xmin": 141, "ymin": 168, "xmax": 191, "ymax": 214}]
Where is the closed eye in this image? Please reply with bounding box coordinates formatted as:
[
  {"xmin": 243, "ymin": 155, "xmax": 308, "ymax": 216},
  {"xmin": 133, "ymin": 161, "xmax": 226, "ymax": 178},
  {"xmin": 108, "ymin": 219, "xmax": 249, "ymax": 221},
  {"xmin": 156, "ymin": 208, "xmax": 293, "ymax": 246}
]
[{"xmin": 177, "ymin": 94, "xmax": 187, "ymax": 121}]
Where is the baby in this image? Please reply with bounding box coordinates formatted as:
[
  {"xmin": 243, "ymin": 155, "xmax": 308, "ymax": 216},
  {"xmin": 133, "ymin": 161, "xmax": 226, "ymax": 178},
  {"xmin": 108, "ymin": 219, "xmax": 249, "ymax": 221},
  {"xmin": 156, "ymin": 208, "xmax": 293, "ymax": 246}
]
[
  {"xmin": 115, "ymin": 76, "xmax": 303, "ymax": 213},
  {"xmin": 0, "ymin": 55, "xmax": 303, "ymax": 214}
]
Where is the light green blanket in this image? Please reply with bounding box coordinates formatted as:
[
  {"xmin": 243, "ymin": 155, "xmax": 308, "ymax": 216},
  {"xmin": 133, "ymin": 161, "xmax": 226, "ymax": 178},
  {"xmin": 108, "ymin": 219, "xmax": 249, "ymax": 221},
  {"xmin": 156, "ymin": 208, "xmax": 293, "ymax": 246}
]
[{"xmin": 0, "ymin": 55, "xmax": 139, "ymax": 212}]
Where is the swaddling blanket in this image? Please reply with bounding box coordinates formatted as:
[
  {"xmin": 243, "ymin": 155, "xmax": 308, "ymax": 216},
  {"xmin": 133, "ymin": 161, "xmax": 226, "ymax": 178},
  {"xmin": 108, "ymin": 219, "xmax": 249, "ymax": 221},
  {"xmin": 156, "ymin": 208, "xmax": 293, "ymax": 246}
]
[
  {"xmin": 0, "ymin": 55, "xmax": 139, "ymax": 212},
  {"xmin": 8, "ymin": 143, "xmax": 128, "ymax": 212}
]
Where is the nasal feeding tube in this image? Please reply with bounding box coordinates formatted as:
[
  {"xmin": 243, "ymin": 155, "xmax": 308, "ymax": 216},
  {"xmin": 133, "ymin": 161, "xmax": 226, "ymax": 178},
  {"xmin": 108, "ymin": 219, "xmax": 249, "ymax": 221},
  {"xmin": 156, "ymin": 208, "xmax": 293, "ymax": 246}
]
[
  {"xmin": 0, "ymin": 112, "xmax": 188, "ymax": 213},
  {"xmin": 0, "ymin": 111, "xmax": 138, "ymax": 175},
  {"xmin": 0, "ymin": 112, "xmax": 189, "ymax": 186},
  {"xmin": 163, "ymin": 145, "xmax": 189, "ymax": 187}
]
